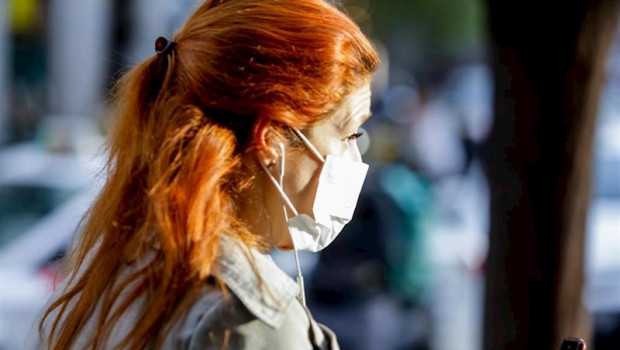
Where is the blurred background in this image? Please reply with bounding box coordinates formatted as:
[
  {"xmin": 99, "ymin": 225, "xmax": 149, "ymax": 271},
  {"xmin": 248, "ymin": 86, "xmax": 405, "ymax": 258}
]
[{"xmin": 0, "ymin": 0, "xmax": 618, "ymax": 349}]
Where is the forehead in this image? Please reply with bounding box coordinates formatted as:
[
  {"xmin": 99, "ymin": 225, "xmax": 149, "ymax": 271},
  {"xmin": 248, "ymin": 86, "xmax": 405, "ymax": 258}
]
[{"xmin": 332, "ymin": 84, "xmax": 371, "ymax": 127}]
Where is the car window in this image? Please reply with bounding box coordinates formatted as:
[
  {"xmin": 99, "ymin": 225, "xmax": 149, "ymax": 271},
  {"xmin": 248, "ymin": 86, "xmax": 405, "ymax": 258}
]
[{"xmin": 0, "ymin": 185, "xmax": 76, "ymax": 248}]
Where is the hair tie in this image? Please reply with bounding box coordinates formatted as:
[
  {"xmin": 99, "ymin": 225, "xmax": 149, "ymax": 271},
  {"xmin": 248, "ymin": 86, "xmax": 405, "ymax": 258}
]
[{"xmin": 155, "ymin": 36, "xmax": 177, "ymax": 56}]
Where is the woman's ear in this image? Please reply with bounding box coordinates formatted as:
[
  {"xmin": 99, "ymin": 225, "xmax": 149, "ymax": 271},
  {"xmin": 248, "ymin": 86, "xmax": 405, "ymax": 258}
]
[{"xmin": 253, "ymin": 120, "xmax": 281, "ymax": 169}]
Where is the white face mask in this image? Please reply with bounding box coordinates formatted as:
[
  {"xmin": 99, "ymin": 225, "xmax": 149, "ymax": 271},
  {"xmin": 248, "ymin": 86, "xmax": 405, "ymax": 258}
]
[{"xmin": 261, "ymin": 129, "xmax": 369, "ymax": 253}]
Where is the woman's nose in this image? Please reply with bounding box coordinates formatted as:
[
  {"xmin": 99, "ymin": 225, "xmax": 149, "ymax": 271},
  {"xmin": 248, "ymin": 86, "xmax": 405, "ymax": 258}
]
[{"xmin": 347, "ymin": 144, "xmax": 363, "ymax": 162}]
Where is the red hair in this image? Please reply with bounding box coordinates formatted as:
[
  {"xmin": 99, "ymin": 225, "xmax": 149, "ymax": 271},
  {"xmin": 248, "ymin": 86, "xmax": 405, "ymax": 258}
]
[{"xmin": 41, "ymin": 0, "xmax": 379, "ymax": 349}]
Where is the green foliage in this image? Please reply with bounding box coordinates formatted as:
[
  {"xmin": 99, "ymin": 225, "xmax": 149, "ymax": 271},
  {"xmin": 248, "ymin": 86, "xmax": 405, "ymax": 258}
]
[{"xmin": 343, "ymin": 0, "xmax": 487, "ymax": 68}]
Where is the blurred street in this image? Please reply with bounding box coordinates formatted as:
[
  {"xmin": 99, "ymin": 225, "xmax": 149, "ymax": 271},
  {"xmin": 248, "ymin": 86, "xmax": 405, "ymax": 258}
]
[{"xmin": 0, "ymin": 0, "xmax": 619, "ymax": 349}]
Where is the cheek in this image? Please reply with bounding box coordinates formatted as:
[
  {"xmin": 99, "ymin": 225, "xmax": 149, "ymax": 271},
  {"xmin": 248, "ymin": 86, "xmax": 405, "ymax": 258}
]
[
  {"xmin": 282, "ymin": 153, "xmax": 322, "ymax": 215},
  {"xmin": 300, "ymin": 166, "xmax": 321, "ymax": 214}
]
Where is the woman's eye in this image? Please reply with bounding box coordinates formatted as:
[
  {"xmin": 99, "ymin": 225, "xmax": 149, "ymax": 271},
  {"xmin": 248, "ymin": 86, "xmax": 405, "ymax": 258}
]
[{"xmin": 345, "ymin": 131, "xmax": 364, "ymax": 141}]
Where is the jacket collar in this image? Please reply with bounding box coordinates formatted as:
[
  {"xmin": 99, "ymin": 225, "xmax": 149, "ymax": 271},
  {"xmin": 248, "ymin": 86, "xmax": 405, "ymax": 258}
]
[{"xmin": 217, "ymin": 235, "xmax": 300, "ymax": 329}]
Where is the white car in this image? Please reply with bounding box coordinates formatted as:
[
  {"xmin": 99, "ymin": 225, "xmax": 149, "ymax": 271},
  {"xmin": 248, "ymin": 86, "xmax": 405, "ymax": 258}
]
[{"xmin": 0, "ymin": 142, "xmax": 104, "ymax": 350}]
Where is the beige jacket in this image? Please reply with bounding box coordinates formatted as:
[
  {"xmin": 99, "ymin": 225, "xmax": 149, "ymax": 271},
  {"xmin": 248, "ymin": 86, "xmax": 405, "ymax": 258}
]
[{"xmin": 28, "ymin": 235, "xmax": 339, "ymax": 350}]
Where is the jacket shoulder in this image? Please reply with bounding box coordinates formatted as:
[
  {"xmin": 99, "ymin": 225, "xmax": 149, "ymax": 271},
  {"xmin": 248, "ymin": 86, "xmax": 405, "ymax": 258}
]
[{"xmin": 169, "ymin": 288, "xmax": 314, "ymax": 350}]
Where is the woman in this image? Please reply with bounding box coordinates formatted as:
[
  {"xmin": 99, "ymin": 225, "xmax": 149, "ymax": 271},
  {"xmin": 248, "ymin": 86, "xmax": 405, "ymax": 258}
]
[{"xmin": 35, "ymin": 0, "xmax": 379, "ymax": 348}]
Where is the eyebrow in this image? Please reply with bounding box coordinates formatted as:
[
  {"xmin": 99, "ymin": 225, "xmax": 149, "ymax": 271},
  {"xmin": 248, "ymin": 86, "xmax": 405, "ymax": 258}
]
[{"xmin": 339, "ymin": 111, "xmax": 372, "ymax": 131}]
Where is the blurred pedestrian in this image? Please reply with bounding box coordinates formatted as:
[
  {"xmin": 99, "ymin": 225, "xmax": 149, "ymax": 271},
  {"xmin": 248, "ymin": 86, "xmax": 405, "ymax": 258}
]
[{"xmin": 27, "ymin": 0, "xmax": 379, "ymax": 349}]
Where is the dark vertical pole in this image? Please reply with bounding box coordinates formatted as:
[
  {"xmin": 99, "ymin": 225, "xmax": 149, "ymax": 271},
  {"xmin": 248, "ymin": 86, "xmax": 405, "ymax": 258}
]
[
  {"xmin": 483, "ymin": 1, "xmax": 620, "ymax": 349},
  {"xmin": 0, "ymin": 0, "xmax": 8, "ymax": 144}
]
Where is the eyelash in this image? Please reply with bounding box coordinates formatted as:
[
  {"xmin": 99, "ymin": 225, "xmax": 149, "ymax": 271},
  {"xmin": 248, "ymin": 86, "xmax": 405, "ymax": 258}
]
[{"xmin": 345, "ymin": 131, "xmax": 364, "ymax": 141}]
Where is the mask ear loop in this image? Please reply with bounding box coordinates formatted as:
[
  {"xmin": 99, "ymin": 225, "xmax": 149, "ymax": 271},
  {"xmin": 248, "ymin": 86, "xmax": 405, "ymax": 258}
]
[
  {"xmin": 259, "ymin": 161, "xmax": 298, "ymax": 217},
  {"xmin": 276, "ymin": 143, "xmax": 307, "ymax": 306},
  {"xmin": 258, "ymin": 143, "xmax": 306, "ymax": 305},
  {"xmin": 292, "ymin": 129, "xmax": 325, "ymax": 163}
]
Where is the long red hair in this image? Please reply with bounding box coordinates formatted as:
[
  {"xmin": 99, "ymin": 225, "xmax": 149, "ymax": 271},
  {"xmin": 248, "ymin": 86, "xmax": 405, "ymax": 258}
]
[{"xmin": 41, "ymin": 0, "xmax": 379, "ymax": 348}]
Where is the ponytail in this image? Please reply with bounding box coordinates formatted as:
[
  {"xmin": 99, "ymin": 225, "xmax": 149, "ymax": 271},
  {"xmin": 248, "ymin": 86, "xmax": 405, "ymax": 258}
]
[{"xmin": 40, "ymin": 57, "xmax": 252, "ymax": 350}]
